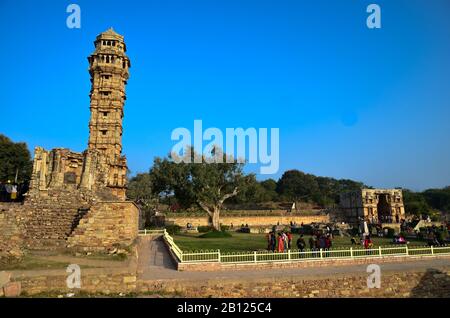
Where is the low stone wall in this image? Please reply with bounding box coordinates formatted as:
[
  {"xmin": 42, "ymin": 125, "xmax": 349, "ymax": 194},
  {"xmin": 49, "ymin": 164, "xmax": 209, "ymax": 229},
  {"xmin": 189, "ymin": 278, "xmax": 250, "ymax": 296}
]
[
  {"xmin": 138, "ymin": 268, "xmax": 450, "ymax": 297},
  {"xmin": 67, "ymin": 201, "xmax": 140, "ymax": 252},
  {"xmin": 10, "ymin": 271, "xmax": 137, "ymax": 296},
  {"xmin": 0, "ymin": 208, "xmax": 24, "ymax": 265},
  {"xmin": 177, "ymin": 255, "xmax": 450, "ymax": 272},
  {"xmin": 166, "ymin": 215, "xmax": 329, "ymax": 227}
]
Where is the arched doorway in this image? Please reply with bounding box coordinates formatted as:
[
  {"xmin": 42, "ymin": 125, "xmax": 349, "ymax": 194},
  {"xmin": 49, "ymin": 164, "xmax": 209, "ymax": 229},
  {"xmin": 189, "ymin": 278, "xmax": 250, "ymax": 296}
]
[{"xmin": 377, "ymin": 194, "xmax": 391, "ymax": 223}]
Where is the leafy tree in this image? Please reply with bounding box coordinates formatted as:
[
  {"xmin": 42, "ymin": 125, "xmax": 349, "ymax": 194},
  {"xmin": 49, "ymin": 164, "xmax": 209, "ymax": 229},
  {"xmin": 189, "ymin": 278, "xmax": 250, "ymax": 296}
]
[
  {"xmin": 150, "ymin": 148, "xmax": 251, "ymax": 230},
  {"xmin": 260, "ymin": 179, "xmax": 279, "ymax": 201},
  {"xmin": 403, "ymin": 189, "xmax": 431, "ymax": 217},
  {"xmin": 127, "ymin": 172, "xmax": 156, "ymax": 207},
  {"xmin": 276, "ymin": 170, "xmax": 320, "ymax": 202},
  {"xmin": 0, "ymin": 134, "xmax": 32, "ymax": 183},
  {"xmin": 422, "ymin": 187, "xmax": 450, "ymax": 213}
]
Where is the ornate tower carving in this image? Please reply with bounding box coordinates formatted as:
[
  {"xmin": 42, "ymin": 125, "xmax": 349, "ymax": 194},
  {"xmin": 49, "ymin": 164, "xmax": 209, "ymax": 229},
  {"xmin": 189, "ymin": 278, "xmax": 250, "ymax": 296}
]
[{"xmin": 87, "ymin": 28, "xmax": 131, "ymax": 199}]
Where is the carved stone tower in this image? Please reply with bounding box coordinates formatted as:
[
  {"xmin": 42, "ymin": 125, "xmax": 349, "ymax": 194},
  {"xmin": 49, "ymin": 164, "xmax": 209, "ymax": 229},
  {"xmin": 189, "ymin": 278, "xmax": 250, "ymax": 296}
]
[{"xmin": 87, "ymin": 28, "xmax": 131, "ymax": 199}]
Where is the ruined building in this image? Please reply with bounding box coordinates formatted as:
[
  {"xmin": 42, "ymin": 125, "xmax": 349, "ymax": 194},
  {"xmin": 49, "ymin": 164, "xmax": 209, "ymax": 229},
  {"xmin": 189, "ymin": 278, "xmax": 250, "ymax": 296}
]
[
  {"xmin": 339, "ymin": 188, "xmax": 406, "ymax": 224},
  {"xmin": 30, "ymin": 28, "xmax": 131, "ymax": 201},
  {"xmin": 0, "ymin": 29, "xmax": 139, "ymax": 258}
]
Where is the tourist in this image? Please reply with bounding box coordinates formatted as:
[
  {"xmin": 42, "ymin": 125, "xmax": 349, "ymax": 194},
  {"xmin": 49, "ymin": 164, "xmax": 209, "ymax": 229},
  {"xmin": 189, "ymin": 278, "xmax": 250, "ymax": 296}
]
[
  {"xmin": 319, "ymin": 235, "xmax": 326, "ymax": 250},
  {"xmin": 309, "ymin": 236, "xmax": 315, "ymax": 250},
  {"xmin": 271, "ymin": 232, "xmax": 276, "ymax": 252},
  {"xmin": 364, "ymin": 236, "xmax": 373, "ymax": 255},
  {"xmin": 282, "ymin": 232, "xmax": 288, "ymax": 250},
  {"xmin": 267, "ymin": 232, "xmax": 273, "ymax": 251},
  {"xmin": 277, "ymin": 233, "xmax": 284, "ymax": 252},
  {"xmin": 297, "ymin": 235, "xmax": 306, "ymax": 252},
  {"xmin": 350, "ymin": 236, "xmax": 357, "ymax": 245},
  {"xmin": 287, "ymin": 232, "xmax": 293, "ymax": 249}
]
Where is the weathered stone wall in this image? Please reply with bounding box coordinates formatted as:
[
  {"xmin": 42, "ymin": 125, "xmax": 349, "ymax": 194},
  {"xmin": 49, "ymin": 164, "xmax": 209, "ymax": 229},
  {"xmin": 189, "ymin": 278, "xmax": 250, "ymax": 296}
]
[
  {"xmin": 166, "ymin": 215, "xmax": 329, "ymax": 227},
  {"xmin": 20, "ymin": 189, "xmax": 90, "ymax": 249},
  {"xmin": 138, "ymin": 269, "xmax": 450, "ymax": 298},
  {"xmin": 10, "ymin": 272, "xmax": 137, "ymax": 296},
  {"xmin": 67, "ymin": 201, "xmax": 139, "ymax": 252},
  {"xmin": 8, "ymin": 266, "xmax": 450, "ymax": 297},
  {"xmin": 0, "ymin": 204, "xmax": 24, "ymax": 265}
]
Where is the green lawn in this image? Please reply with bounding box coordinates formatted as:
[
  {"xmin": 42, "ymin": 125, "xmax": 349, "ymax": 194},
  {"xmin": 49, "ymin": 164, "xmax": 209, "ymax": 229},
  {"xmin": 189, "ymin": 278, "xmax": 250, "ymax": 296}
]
[{"xmin": 173, "ymin": 232, "xmax": 427, "ymax": 253}]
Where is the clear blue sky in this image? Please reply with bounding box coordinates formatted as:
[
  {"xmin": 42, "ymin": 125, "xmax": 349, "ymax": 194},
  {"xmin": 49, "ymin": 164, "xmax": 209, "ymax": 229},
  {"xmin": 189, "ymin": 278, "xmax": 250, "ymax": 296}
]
[{"xmin": 1, "ymin": 0, "xmax": 449, "ymax": 191}]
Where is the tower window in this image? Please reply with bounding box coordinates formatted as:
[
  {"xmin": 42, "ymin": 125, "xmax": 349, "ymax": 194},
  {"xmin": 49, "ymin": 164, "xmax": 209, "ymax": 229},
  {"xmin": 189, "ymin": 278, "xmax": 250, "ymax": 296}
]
[
  {"xmin": 103, "ymin": 112, "xmax": 108, "ymax": 117},
  {"xmin": 101, "ymin": 130, "xmax": 107, "ymax": 136}
]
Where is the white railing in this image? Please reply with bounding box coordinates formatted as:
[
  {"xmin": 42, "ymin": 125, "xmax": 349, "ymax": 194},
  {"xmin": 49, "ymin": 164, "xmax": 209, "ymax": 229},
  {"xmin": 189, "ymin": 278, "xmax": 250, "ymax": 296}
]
[
  {"xmin": 138, "ymin": 229, "xmax": 165, "ymax": 235},
  {"xmin": 144, "ymin": 229, "xmax": 450, "ymax": 265}
]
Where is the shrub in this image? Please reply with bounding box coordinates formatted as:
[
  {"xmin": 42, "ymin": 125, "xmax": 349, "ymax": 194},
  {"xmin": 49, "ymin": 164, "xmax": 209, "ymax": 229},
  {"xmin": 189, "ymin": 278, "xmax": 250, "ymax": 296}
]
[
  {"xmin": 198, "ymin": 226, "xmax": 213, "ymax": 233},
  {"xmin": 220, "ymin": 224, "xmax": 230, "ymax": 231},
  {"xmin": 348, "ymin": 227, "xmax": 359, "ymax": 237},
  {"xmin": 165, "ymin": 224, "xmax": 182, "ymax": 235},
  {"xmin": 199, "ymin": 230, "xmax": 232, "ymax": 238},
  {"xmin": 384, "ymin": 227, "xmax": 396, "ymax": 238}
]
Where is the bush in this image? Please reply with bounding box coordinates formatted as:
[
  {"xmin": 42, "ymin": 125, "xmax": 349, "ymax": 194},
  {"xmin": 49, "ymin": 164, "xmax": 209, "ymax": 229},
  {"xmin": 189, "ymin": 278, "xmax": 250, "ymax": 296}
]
[
  {"xmin": 198, "ymin": 226, "xmax": 213, "ymax": 233},
  {"xmin": 384, "ymin": 227, "xmax": 396, "ymax": 238},
  {"xmin": 348, "ymin": 227, "xmax": 359, "ymax": 237},
  {"xmin": 220, "ymin": 224, "xmax": 230, "ymax": 231},
  {"xmin": 165, "ymin": 224, "xmax": 182, "ymax": 235},
  {"xmin": 199, "ymin": 230, "xmax": 232, "ymax": 238}
]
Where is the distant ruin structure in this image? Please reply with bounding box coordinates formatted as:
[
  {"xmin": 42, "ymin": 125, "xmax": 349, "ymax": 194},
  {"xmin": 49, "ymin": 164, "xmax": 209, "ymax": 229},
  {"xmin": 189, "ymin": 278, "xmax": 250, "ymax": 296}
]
[{"xmin": 339, "ymin": 188, "xmax": 406, "ymax": 224}]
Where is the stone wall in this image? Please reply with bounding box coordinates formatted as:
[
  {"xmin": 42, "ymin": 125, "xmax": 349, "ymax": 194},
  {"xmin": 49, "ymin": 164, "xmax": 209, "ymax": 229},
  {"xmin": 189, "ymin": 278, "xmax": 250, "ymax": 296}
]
[
  {"xmin": 138, "ymin": 269, "xmax": 450, "ymax": 298},
  {"xmin": 10, "ymin": 272, "xmax": 137, "ymax": 296},
  {"xmin": 166, "ymin": 215, "xmax": 329, "ymax": 227},
  {"xmin": 0, "ymin": 204, "xmax": 24, "ymax": 265},
  {"xmin": 67, "ymin": 201, "xmax": 139, "ymax": 252},
  {"xmin": 7, "ymin": 264, "xmax": 450, "ymax": 297}
]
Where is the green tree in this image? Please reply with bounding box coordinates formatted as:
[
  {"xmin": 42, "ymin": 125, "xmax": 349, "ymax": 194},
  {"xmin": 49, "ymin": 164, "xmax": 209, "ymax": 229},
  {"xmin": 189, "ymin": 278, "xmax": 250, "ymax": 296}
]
[
  {"xmin": 150, "ymin": 148, "xmax": 252, "ymax": 230},
  {"xmin": 0, "ymin": 134, "xmax": 32, "ymax": 183},
  {"xmin": 403, "ymin": 189, "xmax": 431, "ymax": 217},
  {"xmin": 127, "ymin": 172, "xmax": 156, "ymax": 205},
  {"xmin": 276, "ymin": 170, "xmax": 320, "ymax": 202}
]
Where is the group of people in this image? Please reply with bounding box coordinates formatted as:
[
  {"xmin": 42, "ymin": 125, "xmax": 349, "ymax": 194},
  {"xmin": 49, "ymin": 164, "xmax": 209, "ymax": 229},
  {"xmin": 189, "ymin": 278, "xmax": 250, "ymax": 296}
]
[
  {"xmin": 266, "ymin": 230, "xmax": 336, "ymax": 253},
  {"xmin": 306, "ymin": 233, "xmax": 333, "ymax": 251},
  {"xmin": 266, "ymin": 231, "xmax": 293, "ymax": 252},
  {"xmin": 0, "ymin": 181, "xmax": 21, "ymax": 202},
  {"xmin": 350, "ymin": 235, "xmax": 374, "ymax": 249}
]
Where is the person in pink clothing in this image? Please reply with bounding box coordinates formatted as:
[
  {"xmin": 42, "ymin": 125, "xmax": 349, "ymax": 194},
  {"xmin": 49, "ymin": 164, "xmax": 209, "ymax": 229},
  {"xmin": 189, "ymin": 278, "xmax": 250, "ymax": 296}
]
[{"xmin": 277, "ymin": 233, "xmax": 284, "ymax": 252}]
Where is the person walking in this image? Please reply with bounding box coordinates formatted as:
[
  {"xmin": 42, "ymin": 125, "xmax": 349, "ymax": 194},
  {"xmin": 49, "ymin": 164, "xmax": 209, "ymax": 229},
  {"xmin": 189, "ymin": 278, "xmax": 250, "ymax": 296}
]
[
  {"xmin": 267, "ymin": 232, "xmax": 272, "ymax": 251},
  {"xmin": 297, "ymin": 235, "xmax": 306, "ymax": 254},
  {"xmin": 277, "ymin": 233, "xmax": 284, "ymax": 253},
  {"xmin": 282, "ymin": 232, "xmax": 288, "ymax": 251},
  {"xmin": 287, "ymin": 232, "xmax": 293, "ymax": 249}
]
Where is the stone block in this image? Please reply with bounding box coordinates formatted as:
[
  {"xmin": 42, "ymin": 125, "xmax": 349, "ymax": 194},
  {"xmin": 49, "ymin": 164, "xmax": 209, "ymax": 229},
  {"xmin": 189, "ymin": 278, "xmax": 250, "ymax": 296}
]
[{"xmin": 3, "ymin": 282, "xmax": 21, "ymax": 297}]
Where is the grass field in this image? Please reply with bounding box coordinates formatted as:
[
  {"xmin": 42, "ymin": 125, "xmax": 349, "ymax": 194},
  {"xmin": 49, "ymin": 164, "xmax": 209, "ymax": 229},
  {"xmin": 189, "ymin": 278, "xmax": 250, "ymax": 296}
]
[{"xmin": 173, "ymin": 232, "xmax": 427, "ymax": 253}]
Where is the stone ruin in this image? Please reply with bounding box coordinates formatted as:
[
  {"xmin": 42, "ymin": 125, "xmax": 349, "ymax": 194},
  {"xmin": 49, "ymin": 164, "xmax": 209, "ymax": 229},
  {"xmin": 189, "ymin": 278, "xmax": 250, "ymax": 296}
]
[
  {"xmin": 339, "ymin": 188, "xmax": 406, "ymax": 225},
  {"xmin": 0, "ymin": 29, "xmax": 140, "ymax": 263}
]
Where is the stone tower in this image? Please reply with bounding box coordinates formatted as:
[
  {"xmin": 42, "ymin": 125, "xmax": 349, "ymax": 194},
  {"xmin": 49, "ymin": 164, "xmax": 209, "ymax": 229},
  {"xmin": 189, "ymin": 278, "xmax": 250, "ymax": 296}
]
[{"xmin": 87, "ymin": 28, "xmax": 131, "ymax": 199}]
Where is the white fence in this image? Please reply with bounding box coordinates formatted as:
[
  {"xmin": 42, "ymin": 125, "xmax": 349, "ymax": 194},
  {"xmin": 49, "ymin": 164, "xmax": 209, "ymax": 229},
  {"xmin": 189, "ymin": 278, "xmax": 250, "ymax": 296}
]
[{"xmin": 139, "ymin": 229, "xmax": 450, "ymax": 265}]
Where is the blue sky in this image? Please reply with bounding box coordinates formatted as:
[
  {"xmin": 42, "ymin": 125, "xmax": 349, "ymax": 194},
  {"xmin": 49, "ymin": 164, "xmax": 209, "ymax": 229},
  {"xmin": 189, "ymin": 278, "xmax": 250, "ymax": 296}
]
[{"xmin": 0, "ymin": 0, "xmax": 449, "ymax": 191}]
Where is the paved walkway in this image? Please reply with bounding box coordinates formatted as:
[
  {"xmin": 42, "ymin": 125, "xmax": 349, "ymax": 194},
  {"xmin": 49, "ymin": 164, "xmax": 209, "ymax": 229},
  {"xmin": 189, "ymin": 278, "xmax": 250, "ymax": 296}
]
[
  {"xmin": 137, "ymin": 236, "xmax": 177, "ymax": 280},
  {"xmin": 137, "ymin": 235, "xmax": 450, "ymax": 282}
]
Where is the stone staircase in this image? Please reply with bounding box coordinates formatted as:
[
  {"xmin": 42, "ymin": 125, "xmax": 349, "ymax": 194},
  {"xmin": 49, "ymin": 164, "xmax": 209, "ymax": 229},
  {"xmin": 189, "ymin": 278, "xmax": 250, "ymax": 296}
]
[{"xmin": 21, "ymin": 189, "xmax": 91, "ymax": 249}]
